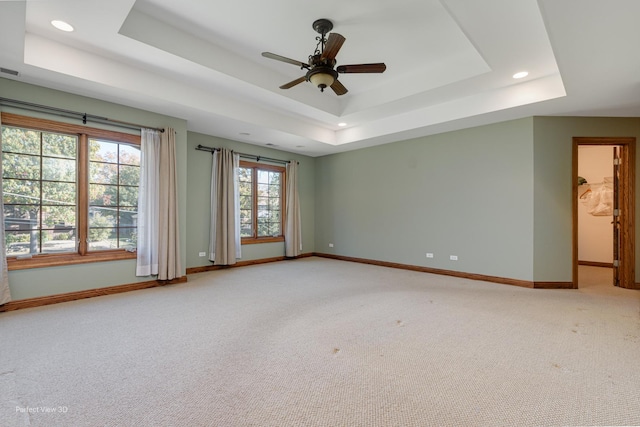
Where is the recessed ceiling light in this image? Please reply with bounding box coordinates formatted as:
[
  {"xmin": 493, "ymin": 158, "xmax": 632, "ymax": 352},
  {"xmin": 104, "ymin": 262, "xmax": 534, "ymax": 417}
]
[
  {"xmin": 51, "ymin": 20, "xmax": 74, "ymax": 32},
  {"xmin": 338, "ymin": 122, "xmax": 347, "ymax": 127},
  {"xmin": 512, "ymin": 71, "xmax": 529, "ymax": 79}
]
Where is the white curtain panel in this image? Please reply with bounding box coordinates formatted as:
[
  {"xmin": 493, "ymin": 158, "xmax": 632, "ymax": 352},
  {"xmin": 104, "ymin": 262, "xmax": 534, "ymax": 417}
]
[
  {"xmin": 0, "ymin": 114, "xmax": 11, "ymax": 305},
  {"xmin": 285, "ymin": 161, "xmax": 302, "ymax": 257},
  {"xmin": 136, "ymin": 129, "xmax": 160, "ymax": 277},
  {"xmin": 209, "ymin": 148, "xmax": 241, "ymax": 264},
  {"xmin": 156, "ymin": 128, "xmax": 182, "ymax": 280},
  {"xmin": 136, "ymin": 128, "xmax": 182, "ymax": 280}
]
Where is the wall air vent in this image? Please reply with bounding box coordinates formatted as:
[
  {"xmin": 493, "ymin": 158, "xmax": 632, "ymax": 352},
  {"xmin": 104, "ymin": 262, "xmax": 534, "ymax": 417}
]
[{"xmin": 0, "ymin": 67, "xmax": 19, "ymax": 76}]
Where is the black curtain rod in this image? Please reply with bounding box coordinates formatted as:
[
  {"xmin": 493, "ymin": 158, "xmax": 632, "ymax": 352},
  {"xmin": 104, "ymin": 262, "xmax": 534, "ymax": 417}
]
[
  {"xmin": 0, "ymin": 97, "xmax": 164, "ymax": 133},
  {"xmin": 196, "ymin": 144, "xmax": 290, "ymax": 164}
]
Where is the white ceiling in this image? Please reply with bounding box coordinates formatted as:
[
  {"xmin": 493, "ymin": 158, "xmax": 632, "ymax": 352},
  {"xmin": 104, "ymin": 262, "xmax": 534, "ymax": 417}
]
[{"xmin": 0, "ymin": 0, "xmax": 639, "ymax": 157}]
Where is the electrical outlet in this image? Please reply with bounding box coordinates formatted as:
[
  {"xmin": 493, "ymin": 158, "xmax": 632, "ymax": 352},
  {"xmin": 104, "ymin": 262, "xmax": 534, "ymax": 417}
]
[
  {"xmin": 329, "ymin": 243, "xmax": 334, "ymax": 248},
  {"xmin": 199, "ymin": 252, "xmax": 206, "ymax": 257},
  {"xmin": 450, "ymin": 255, "xmax": 458, "ymax": 261},
  {"xmin": 426, "ymin": 253, "xmax": 434, "ymax": 258}
]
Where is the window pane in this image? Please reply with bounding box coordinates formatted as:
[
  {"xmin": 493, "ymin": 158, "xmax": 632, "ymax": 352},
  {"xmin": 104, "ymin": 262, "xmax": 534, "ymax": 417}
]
[
  {"xmin": 257, "ymin": 197, "xmax": 271, "ymax": 212},
  {"xmin": 90, "ymin": 184, "xmax": 118, "ymax": 206},
  {"xmin": 2, "ymin": 179, "xmax": 40, "ymax": 205},
  {"xmin": 270, "ymin": 211, "xmax": 281, "ymax": 223},
  {"xmin": 239, "ymin": 181, "xmax": 252, "ymax": 195},
  {"xmin": 42, "ymin": 229, "xmax": 76, "ymax": 254},
  {"xmin": 257, "ymin": 209, "xmax": 274, "ymax": 220},
  {"xmin": 89, "ymin": 139, "xmax": 118, "ymax": 162},
  {"xmin": 240, "ymin": 226, "xmax": 252, "ymax": 238},
  {"xmin": 268, "ymin": 184, "xmax": 280, "ymax": 197},
  {"xmin": 1, "ymin": 127, "xmax": 40, "ymax": 154},
  {"xmin": 257, "ymin": 221, "xmax": 269, "ymax": 237},
  {"xmin": 43, "ymin": 157, "xmax": 76, "ymax": 182},
  {"xmin": 42, "ymin": 181, "xmax": 76, "ymax": 205},
  {"xmin": 3, "ymin": 153, "xmax": 39, "ymax": 180},
  {"xmin": 240, "ymin": 194, "xmax": 252, "ymax": 210},
  {"xmin": 119, "ymin": 186, "xmax": 138, "ymax": 207},
  {"xmin": 257, "ymin": 170, "xmax": 270, "ymax": 184},
  {"xmin": 88, "ymin": 227, "xmax": 117, "ymax": 250},
  {"xmin": 90, "ymin": 162, "xmax": 118, "ymax": 184},
  {"xmin": 89, "ymin": 207, "xmax": 117, "ymax": 227},
  {"xmin": 268, "ymin": 222, "xmax": 281, "ymax": 236},
  {"xmin": 257, "ymin": 212, "xmax": 280, "ymax": 236},
  {"xmin": 4, "ymin": 206, "xmax": 39, "ymax": 231},
  {"xmin": 238, "ymin": 167, "xmax": 252, "ymax": 182},
  {"xmin": 119, "ymin": 228, "xmax": 137, "ymax": 250},
  {"xmin": 42, "ymin": 206, "xmax": 76, "ymax": 229},
  {"xmin": 119, "ymin": 209, "xmax": 137, "ymax": 228},
  {"xmin": 6, "ymin": 230, "xmax": 39, "ymax": 255},
  {"xmin": 42, "ymin": 133, "xmax": 76, "ymax": 159},
  {"xmin": 119, "ymin": 165, "xmax": 140, "ymax": 186},
  {"xmin": 258, "ymin": 183, "xmax": 269, "ymax": 196},
  {"xmin": 119, "ymin": 144, "xmax": 140, "ymax": 166}
]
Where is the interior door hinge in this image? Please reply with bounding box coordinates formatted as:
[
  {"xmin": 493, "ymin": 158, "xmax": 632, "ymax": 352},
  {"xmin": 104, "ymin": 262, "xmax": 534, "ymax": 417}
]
[
  {"xmin": 613, "ymin": 209, "xmax": 620, "ymax": 217},
  {"xmin": 613, "ymin": 260, "xmax": 620, "ymax": 267},
  {"xmin": 613, "ymin": 158, "xmax": 621, "ymax": 166}
]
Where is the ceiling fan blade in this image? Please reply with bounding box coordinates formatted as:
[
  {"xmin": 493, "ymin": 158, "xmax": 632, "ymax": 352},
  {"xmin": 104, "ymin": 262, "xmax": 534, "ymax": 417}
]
[
  {"xmin": 321, "ymin": 33, "xmax": 346, "ymax": 61},
  {"xmin": 330, "ymin": 79, "xmax": 348, "ymax": 96},
  {"xmin": 279, "ymin": 76, "xmax": 307, "ymax": 89},
  {"xmin": 262, "ymin": 52, "xmax": 309, "ymax": 69},
  {"xmin": 337, "ymin": 63, "xmax": 387, "ymax": 74}
]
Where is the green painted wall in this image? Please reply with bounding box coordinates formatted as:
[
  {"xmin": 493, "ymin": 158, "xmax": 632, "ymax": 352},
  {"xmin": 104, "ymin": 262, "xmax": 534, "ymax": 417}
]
[
  {"xmin": 1, "ymin": 78, "xmax": 188, "ymax": 300},
  {"xmin": 532, "ymin": 116, "xmax": 640, "ymax": 282},
  {"xmin": 186, "ymin": 131, "xmax": 315, "ymax": 268},
  {"xmin": 314, "ymin": 115, "xmax": 640, "ymax": 284},
  {"xmin": 314, "ymin": 118, "xmax": 536, "ymax": 281}
]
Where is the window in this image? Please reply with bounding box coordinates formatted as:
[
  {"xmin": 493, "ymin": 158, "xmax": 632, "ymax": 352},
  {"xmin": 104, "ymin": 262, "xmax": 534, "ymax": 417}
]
[
  {"xmin": 238, "ymin": 161, "xmax": 285, "ymax": 243},
  {"xmin": 88, "ymin": 138, "xmax": 139, "ymax": 251},
  {"xmin": 1, "ymin": 113, "xmax": 140, "ymax": 269},
  {"xmin": 2, "ymin": 126, "xmax": 77, "ymax": 256}
]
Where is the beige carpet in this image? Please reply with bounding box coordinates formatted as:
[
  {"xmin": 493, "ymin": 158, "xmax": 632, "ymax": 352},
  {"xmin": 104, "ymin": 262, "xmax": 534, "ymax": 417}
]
[{"xmin": 1, "ymin": 258, "xmax": 639, "ymax": 426}]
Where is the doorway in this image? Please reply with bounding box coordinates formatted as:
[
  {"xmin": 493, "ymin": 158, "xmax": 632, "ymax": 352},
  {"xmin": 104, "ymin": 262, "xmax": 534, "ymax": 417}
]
[{"xmin": 572, "ymin": 137, "xmax": 636, "ymax": 289}]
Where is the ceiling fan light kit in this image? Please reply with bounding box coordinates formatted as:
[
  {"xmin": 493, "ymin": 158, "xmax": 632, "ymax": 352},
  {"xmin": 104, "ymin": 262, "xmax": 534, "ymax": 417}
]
[
  {"xmin": 262, "ymin": 18, "xmax": 386, "ymax": 96},
  {"xmin": 308, "ymin": 67, "xmax": 337, "ymax": 91}
]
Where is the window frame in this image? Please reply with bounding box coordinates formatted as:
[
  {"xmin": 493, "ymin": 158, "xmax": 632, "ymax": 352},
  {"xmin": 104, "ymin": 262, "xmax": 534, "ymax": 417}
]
[
  {"xmin": 1, "ymin": 113, "xmax": 140, "ymax": 270},
  {"xmin": 239, "ymin": 160, "xmax": 286, "ymax": 245}
]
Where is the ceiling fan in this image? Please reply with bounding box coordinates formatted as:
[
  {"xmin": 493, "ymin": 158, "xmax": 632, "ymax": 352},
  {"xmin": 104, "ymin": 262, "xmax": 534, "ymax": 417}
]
[{"xmin": 262, "ymin": 19, "xmax": 386, "ymax": 96}]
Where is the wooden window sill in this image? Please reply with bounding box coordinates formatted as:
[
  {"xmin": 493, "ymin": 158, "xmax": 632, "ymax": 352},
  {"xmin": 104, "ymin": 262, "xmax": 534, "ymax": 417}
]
[
  {"xmin": 241, "ymin": 236, "xmax": 285, "ymax": 245},
  {"xmin": 7, "ymin": 250, "xmax": 137, "ymax": 271}
]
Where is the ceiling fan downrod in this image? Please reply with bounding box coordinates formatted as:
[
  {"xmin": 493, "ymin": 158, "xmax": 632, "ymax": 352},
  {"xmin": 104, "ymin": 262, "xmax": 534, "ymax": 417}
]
[{"xmin": 311, "ymin": 19, "xmax": 333, "ymax": 58}]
